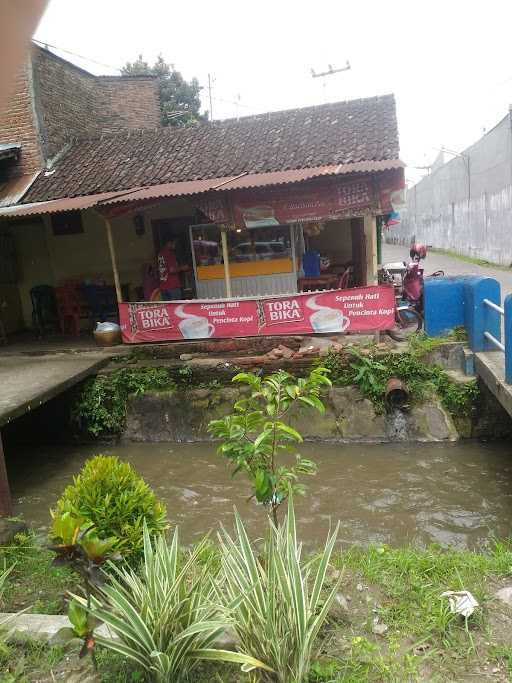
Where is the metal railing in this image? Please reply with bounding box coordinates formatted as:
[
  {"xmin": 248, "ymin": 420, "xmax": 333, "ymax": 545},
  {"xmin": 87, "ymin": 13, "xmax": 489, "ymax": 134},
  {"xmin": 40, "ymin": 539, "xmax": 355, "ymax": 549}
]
[
  {"xmin": 482, "ymin": 294, "xmax": 512, "ymax": 383},
  {"xmin": 483, "ymin": 298, "xmax": 505, "ymax": 352}
]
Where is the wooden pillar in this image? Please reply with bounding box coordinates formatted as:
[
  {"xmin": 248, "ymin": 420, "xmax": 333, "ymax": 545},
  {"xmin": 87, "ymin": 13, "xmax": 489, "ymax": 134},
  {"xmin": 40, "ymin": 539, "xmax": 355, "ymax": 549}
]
[
  {"xmin": 220, "ymin": 228, "xmax": 232, "ymax": 298},
  {"xmin": 0, "ymin": 431, "xmax": 12, "ymax": 517},
  {"xmin": 364, "ymin": 214, "xmax": 378, "ymax": 285},
  {"xmin": 104, "ymin": 217, "xmax": 123, "ymax": 303}
]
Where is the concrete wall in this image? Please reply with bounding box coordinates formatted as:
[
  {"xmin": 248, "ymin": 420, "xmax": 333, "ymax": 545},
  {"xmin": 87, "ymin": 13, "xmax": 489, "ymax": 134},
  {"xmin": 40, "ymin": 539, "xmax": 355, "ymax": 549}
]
[
  {"xmin": 11, "ymin": 199, "xmax": 196, "ymax": 329},
  {"xmin": 390, "ymin": 113, "xmax": 512, "ymax": 265}
]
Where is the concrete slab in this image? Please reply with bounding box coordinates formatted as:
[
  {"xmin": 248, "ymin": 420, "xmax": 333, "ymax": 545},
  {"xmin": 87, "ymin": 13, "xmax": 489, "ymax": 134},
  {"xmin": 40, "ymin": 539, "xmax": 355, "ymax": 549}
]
[
  {"xmin": 474, "ymin": 351, "xmax": 512, "ymax": 417},
  {"xmin": 0, "ymin": 612, "xmax": 115, "ymax": 641},
  {"xmin": 0, "ymin": 352, "xmax": 111, "ymax": 427}
]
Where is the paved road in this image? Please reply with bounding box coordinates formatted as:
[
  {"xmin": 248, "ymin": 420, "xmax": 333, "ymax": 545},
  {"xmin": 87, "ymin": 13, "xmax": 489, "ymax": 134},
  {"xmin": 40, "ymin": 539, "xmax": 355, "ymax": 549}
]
[{"xmin": 383, "ymin": 243, "xmax": 512, "ymax": 300}]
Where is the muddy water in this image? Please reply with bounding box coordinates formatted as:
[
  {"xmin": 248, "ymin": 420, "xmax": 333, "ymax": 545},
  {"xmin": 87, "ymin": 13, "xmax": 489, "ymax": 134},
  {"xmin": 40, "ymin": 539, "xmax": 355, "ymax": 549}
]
[{"xmin": 9, "ymin": 441, "xmax": 512, "ymax": 549}]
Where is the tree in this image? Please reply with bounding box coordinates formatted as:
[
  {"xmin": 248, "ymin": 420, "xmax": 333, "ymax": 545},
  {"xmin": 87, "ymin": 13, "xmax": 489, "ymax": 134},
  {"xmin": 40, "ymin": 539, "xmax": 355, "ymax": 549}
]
[{"xmin": 121, "ymin": 54, "xmax": 205, "ymax": 127}]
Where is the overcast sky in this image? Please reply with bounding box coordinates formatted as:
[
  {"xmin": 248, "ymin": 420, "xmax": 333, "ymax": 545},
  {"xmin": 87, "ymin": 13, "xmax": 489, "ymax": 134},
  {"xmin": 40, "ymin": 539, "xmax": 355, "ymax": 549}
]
[{"xmin": 34, "ymin": 0, "xmax": 512, "ymax": 184}]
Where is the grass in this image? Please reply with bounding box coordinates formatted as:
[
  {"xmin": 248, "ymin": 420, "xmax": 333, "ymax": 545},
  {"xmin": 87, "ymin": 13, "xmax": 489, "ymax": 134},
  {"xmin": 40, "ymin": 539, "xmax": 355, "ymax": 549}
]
[
  {"xmin": 430, "ymin": 247, "xmax": 512, "ymax": 270},
  {"xmin": 3, "ymin": 536, "xmax": 512, "ymax": 681},
  {"xmin": 0, "ymin": 530, "xmax": 76, "ymax": 615}
]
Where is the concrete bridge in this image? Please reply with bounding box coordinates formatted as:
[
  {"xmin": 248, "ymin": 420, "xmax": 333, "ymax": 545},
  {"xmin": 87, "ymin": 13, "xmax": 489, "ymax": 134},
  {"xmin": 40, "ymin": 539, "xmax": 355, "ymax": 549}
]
[
  {"xmin": 0, "ymin": 347, "xmax": 120, "ymax": 516},
  {"xmin": 425, "ymin": 275, "xmax": 512, "ymax": 419}
]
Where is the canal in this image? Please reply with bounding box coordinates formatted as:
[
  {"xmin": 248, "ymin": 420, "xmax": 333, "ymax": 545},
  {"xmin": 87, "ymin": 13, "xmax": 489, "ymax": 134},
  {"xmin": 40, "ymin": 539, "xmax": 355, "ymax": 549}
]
[{"xmin": 9, "ymin": 440, "xmax": 512, "ymax": 549}]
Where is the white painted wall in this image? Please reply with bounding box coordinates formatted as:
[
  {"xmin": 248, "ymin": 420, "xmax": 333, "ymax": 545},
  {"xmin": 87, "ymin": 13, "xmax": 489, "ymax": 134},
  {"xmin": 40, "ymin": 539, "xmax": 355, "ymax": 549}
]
[{"xmin": 390, "ymin": 113, "xmax": 512, "ymax": 265}]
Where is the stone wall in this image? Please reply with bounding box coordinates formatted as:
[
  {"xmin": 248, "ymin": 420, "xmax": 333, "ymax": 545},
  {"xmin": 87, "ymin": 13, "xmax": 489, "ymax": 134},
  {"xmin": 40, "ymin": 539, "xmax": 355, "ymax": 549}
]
[{"xmin": 123, "ymin": 385, "xmax": 459, "ymax": 444}]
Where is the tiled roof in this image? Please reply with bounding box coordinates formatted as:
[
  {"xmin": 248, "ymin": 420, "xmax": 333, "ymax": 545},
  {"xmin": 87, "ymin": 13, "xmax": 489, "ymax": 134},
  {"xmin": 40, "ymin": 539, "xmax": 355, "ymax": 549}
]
[{"xmin": 23, "ymin": 94, "xmax": 399, "ymax": 204}]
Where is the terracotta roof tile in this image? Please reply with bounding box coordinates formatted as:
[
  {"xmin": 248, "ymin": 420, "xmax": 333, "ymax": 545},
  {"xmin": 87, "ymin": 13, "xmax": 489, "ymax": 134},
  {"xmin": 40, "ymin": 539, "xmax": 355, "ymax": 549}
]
[{"xmin": 23, "ymin": 94, "xmax": 399, "ymax": 203}]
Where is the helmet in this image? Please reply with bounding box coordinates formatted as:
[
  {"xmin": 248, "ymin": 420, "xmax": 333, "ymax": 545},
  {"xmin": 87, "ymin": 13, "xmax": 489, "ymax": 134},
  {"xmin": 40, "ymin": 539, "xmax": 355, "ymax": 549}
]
[{"xmin": 409, "ymin": 243, "xmax": 427, "ymax": 260}]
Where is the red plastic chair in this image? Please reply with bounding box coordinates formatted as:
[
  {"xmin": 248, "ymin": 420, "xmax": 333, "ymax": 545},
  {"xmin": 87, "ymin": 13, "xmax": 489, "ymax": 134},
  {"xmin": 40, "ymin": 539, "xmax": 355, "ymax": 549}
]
[
  {"xmin": 337, "ymin": 266, "xmax": 354, "ymax": 290},
  {"xmin": 55, "ymin": 286, "xmax": 83, "ymax": 336}
]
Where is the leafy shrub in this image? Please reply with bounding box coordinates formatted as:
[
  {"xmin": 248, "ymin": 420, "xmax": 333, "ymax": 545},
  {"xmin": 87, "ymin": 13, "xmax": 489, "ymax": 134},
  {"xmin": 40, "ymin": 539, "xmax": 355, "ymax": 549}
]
[
  {"xmin": 218, "ymin": 496, "xmax": 340, "ymax": 682},
  {"xmin": 51, "ymin": 455, "xmax": 167, "ymax": 564},
  {"xmin": 89, "ymin": 523, "xmax": 268, "ymax": 682},
  {"xmin": 322, "ymin": 342, "xmax": 479, "ymax": 416},
  {"xmin": 73, "ymin": 367, "xmax": 176, "ymax": 437},
  {"xmin": 208, "ymin": 368, "xmax": 331, "ymax": 524}
]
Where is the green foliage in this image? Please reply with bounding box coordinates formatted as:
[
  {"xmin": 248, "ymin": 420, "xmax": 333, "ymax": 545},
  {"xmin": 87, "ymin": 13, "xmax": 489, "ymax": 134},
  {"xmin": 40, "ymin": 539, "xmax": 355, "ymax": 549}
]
[
  {"xmin": 88, "ymin": 523, "xmax": 268, "ymax": 683},
  {"xmin": 51, "ymin": 455, "xmax": 167, "ymax": 564},
  {"xmin": 0, "ymin": 531, "xmax": 73, "ymax": 615},
  {"xmin": 73, "ymin": 367, "xmax": 176, "ymax": 437},
  {"xmin": 322, "ymin": 340, "xmax": 479, "ymax": 417},
  {"xmin": 348, "ymin": 348, "xmax": 387, "ymax": 402},
  {"xmin": 339, "ymin": 541, "xmax": 512, "ymax": 646},
  {"xmin": 436, "ymin": 374, "xmax": 479, "ymax": 417},
  {"xmin": 218, "ymin": 496, "xmax": 340, "ymax": 683},
  {"xmin": 121, "ymin": 54, "xmax": 205, "ymax": 126},
  {"xmin": 208, "ymin": 368, "xmax": 331, "ymax": 524},
  {"xmin": 0, "ymin": 640, "xmax": 67, "ymax": 683}
]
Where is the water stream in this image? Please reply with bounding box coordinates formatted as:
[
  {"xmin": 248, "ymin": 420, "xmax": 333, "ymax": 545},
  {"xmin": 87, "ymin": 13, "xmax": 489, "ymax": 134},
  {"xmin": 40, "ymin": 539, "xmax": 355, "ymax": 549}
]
[{"xmin": 9, "ymin": 441, "xmax": 512, "ymax": 549}]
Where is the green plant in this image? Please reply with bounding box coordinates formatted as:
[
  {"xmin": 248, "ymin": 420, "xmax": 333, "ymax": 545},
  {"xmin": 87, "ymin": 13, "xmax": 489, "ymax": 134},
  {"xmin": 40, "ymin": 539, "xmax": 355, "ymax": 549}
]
[
  {"xmin": 51, "ymin": 455, "xmax": 167, "ymax": 564},
  {"xmin": 322, "ymin": 342, "xmax": 479, "ymax": 417},
  {"xmin": 208, "ymin": 368, "xmax": 331, "ymax": 525},
  {"xmin": 437, "ymin": 375, "xmax": 479, "ymax": 417},
  {"xmin": 217, "ymin": 496, "xmax": 340, "ymax": 682},
  {"xmin": 0, "ymin": 531, "xmax": 74, "ymax": 615},
  {"xmin": 348, "ymin": 348, "xmax": 387, "ymax": 401},
  {"xmin": 49, "ymin": 511, "xmax": 122, "ymax": 665},
  {"xmin": 73, "ymin": 367, "xmax": 176, "ymax": 437},
  {"xmin": 87, "ymin": 524, "xmax": 269, "ymax": 683}
]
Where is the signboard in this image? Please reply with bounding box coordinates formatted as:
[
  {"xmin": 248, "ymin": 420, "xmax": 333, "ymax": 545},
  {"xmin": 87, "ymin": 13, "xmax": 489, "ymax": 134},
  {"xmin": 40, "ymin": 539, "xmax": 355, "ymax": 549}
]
[
  {"xmin": 119, "ymin": 285, "xmax": 395, "ymax": 344},
  {"xmin": 195, "ymin": 170, "xmax": 405, "ymax": 227}
]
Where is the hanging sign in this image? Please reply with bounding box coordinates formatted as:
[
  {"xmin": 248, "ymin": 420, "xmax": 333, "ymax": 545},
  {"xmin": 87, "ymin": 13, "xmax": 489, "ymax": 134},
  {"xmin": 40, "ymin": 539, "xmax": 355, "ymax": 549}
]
[
  {"xmin": 118, "ymin": 285, "xmax": 395, "ymax": 344},
  {"xmin": 195, "ymin": 170, "xmax": 405, "ymax": 227}
]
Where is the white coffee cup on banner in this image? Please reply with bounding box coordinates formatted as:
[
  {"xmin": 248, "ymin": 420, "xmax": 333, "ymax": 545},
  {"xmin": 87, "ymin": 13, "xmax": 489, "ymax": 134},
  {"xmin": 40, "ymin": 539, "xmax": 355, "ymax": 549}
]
[
  {"xmin": 178, "ymin": 315, "xmax": 215, "ymax": 339},
  {"xmin": 309, "ymin": 308, "xmax": 349, "ymax": 333}
]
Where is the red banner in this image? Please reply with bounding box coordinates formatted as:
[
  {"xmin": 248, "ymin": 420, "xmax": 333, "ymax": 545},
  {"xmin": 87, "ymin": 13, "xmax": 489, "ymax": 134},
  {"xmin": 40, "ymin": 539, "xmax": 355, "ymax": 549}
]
[
  {"xmin": 119, "ymin": 286, "xmax": 395, "ymax": 344},
  {"xmin": 195, "ymin": 170, "xmax": 405, "ymax": 226},
  {"xmin": 231, "ymin": 178, "xmax": 374, "ymax": 228}
]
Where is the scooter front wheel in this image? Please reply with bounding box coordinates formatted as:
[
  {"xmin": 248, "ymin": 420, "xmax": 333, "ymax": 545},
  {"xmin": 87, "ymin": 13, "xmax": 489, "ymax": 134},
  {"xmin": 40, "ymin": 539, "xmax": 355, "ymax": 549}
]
[{"xmin": 387, "ymin": 307, "xmax": 423, "ymax": 341}]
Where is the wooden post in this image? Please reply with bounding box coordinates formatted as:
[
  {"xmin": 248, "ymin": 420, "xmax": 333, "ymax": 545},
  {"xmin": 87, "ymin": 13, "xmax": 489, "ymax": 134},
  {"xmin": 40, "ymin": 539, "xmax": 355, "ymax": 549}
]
[
  {"xmin": 220, "ymin": 228, "xmax": 232, "ymax": 298},
  {"xmin": 104, "ymin": 217, "xmax": 123, "ymax": 303},
  {"xmin": 0, "ymin": 431, "xmax": 12, "ymax": 517},
  {"xmin": 364, "ymin": 214, "xmax": 378, "ymax": 285}
]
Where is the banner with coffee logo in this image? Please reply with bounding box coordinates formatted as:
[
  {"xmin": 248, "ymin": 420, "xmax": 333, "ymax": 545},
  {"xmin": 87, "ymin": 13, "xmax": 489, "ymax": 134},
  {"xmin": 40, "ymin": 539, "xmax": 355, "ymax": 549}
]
[{"xmin": 119, "ymin": 285, "xmax": 395, "ymax": 344}]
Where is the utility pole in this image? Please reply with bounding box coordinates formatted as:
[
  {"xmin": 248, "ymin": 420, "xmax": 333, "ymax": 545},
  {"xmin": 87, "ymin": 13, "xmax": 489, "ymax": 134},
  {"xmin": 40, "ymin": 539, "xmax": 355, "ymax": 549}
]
[
  {"xmin": 208, "ymin": 73, "xmax": 214, "ymax": 122},
  {"xmin": 311, "ymin": 61, "xmax": 351, "ymax": 101}
]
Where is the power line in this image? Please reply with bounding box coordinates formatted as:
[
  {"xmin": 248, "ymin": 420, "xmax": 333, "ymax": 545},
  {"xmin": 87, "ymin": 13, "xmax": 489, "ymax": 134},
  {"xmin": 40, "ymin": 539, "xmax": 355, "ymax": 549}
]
[{"xmin": 32, "ymin": 38, "xmax": 122, "ymax": 72}]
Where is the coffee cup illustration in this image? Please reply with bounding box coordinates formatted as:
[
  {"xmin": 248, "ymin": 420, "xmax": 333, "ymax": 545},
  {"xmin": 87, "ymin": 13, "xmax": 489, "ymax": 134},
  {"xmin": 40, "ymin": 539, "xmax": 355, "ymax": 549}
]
[
  {"xmin": 175, "ymin": 305, "xmax": 215, "ymax": 339},
  {"xmin": 306, "ymin": 296, "xmax": 350, "ymax": 333}
]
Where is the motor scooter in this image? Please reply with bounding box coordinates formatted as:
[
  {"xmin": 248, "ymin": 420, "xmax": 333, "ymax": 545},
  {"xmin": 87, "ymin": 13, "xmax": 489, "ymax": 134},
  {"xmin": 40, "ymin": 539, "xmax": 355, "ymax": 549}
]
[{"xmin": 379, "ymin": 244, "xmax": 444, "ymax": 340}]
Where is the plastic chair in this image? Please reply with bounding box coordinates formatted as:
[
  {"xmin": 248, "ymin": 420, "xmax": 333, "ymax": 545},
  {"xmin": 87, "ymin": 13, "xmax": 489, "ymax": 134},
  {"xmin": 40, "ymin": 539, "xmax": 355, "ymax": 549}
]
[
  {"xmin": 30, "ymin": 285, "xmax": 58, "ymax": 337},
  {"xmin": 338, "ymin": 266, "xmax": 354, "ymax": 290},
  {"xmin": 55, "ymin": 285, "xmax": 83, "ymax": 336},
  {"xmin": 0, "ymin": 301, "xmax": 7, "ymax": 344},
  {"xmin": 81, "ymin": 284, "xmax": 118, "ymax": 325}
]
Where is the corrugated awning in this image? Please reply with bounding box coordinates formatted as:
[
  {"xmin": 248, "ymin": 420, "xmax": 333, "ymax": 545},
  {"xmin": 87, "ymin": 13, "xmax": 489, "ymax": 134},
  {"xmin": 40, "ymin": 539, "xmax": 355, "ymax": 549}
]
[
  {"xmin": 0, "ymin": 172, "xmax": 39, "ymax": 208},
  {"xmin": 0, "ymin": 143, "xmax": 21, "ymax": 162},
  {"xmin": 0, "ymin": 159, "xmax": 405, "ymax": 219},
  {"xmin": 0, "ymin": 189, "xmax": 133, "ymax": 219}
]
